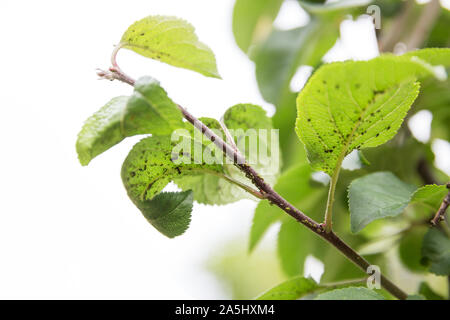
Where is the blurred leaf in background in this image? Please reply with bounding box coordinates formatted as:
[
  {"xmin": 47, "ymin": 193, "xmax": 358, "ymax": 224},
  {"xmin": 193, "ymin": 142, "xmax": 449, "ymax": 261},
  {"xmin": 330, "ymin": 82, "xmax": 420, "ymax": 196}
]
[{"xmin": 207, "ymin": 239, "xmax": 286, "ymax": 299}]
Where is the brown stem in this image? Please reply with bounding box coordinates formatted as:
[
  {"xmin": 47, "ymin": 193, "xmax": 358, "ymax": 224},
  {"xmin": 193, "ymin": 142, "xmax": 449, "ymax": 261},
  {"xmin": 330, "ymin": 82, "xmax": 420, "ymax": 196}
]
[
  {"xmin": 97, "ymin": 62, "xmax": 408, "ymax": 300},
  {"xmin": 431, "ymin": 184, "xmax": 450, "ymax": 226},
  {"xmin": 417, "ymin": 157, "xmax": 438, "ymax": 185},
  {"xmin": 379, "ymin": 0, "xmax": 415, "ymax": 52},
  {"xmin": 406, "ymin": 0, "xmax": 441, "ymax": 50}
]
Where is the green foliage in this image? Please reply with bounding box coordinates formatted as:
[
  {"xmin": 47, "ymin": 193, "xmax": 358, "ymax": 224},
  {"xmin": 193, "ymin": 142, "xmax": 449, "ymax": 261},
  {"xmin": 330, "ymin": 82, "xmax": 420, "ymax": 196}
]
[
  {"xmin": 406, "ymin": 294, "xmax": 425, "ymax": 300},
  {"xmin": 411, "ymin": 184, "xmax": 449, "ymax": 211},
  {"xmin": 348, "ymin": 172, "xmax": 416, "ymax": 233},
  {"xmin": 79, "ymin": 7, "xmax": 450, "ymax": 300},
  {"xmin": 360, "ymin": 137, "xmax": 435, "ymax": 184},
  {"xmin": 418, "ymin": 282, "xmax": 445, "ymax": 300},
  {"xmin": 425, "ymin": 9, "xmax": 450, "ymax": 48},
  {"xmin": 421, "ymin": 228, "xmax": 450, "ymax": 276},
  {"xmin": 208, "ymin": 240, "xmax": 286, "ymax": 300},
  {"xmin": 121, "ymin": 135, "xmax": 221, "ymax": 202},
  {"xmin": 176, "ymin": 104, "xmax": 280, "ymax": 204},
  {"xmin": 315, "ymin": 287, "xmax": 385, "ymax": 300},
  {"xmin": 249, "ymin": 164, "xmax": 323, "ymax": 251},
  {"xmin": 232, "ymin": 0, "xmax": 283, "ymax": 53},
  {"xmin": 403, "ymin": 48, "xmax": 450, "ymax": 67},
  {"xmin": 399, "ymin": 227, "xmax": 428, "ymax": 273},
  {"xmin": 127, "ymin": 77, "xmax": 185, "ymax": 134},
  {"xmin": 135, "ymin": 190, "xmax": 193, "ymax": 238},
  {"xmin": 298, "ymin": 0, "xmax": 372, "ymax": 14},
  {"xmin": 277, "ymin": 219, "xmax": 312, "ymax": 276},
  {"xmin": 256, "ymin": 276, "xmax": 319, "ymax": 300},
  {"xmin": 237, "ymin": 0, "xmax": 370, "ymax": 167},
  {"xmin": 296, "ymin": 55, "xmax": 438, "ymax": 176},
  {"xmin": 77, "ymin": 96, "xmax": 130, "ymax": 165},
  {"xmin": 223, "ymin": 104, "xmax": 276, "ymax": 177},
  {"xmin": 120, "ymin": 16, "xmax": 220, "ymax": 78},
  {"xmin": 119, "ymin": 100, "xmax": 281, "ymax": 234},
  {"xmin": 76, "ymin": 77, "xmax": 184, "ymax": 165},
  {"xmin": 80, "ymin": 71, "xmax": 281, "ymax": 236}
]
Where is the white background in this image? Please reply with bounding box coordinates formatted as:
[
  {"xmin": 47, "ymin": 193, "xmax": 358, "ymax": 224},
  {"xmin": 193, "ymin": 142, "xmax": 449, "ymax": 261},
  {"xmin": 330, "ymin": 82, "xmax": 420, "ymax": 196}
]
[{"xmin": 0, "ymin": 0, "xmax": 448, "ymax": 299}]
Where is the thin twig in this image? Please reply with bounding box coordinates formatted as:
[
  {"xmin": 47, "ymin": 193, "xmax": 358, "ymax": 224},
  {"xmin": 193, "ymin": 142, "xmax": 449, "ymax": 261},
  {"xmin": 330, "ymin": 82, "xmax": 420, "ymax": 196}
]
[
  {"xmin": 417, "ymin": 157, "xmax": 438, "ymax": 185},
  {"xmin": 379, "ymin": 0, "xmax": 415, "ymax": 52},
  {"xmin": 214, "ymin": 172, "xmax": 266, "ymax": 200},
  {"xmin": 431, "ymin": 183, "xmax": 450, "ymax": 226},
  {"xmin": 97, "ymin": 58, "xmax": 408, "ymax": 300},
  {"xmin": 406, "ymin": 0, "xmax": 441, "ymax": 50},
  {"xmin": 219, "ymin": 116, "xmax": 239, "ymax": 152}
]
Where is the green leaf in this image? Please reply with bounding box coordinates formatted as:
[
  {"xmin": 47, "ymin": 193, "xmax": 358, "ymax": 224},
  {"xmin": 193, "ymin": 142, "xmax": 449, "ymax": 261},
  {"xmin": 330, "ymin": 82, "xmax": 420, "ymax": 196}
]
[
  {"xmin": 77, "ymin": 96, "xmax": 130, "ymax": 166},
  {"xmin": 134, "ymin": 190, "xmax": 193, "ymax": 238},
  {"xmin": 399, "ymin": 227, "xmax": 428, "ymax": 273},
  {"xmin": 120, "ymin": 16, "xmax": 220, "ymax": 78},
  {"xmin": 295, "ymin": 55, "xmax": 438, "ymax": 176},
  {"xmin": 127, "ymin": 76, "xmax": 185, "ymax": 135},
  {"xmin": 403, "ymin": 48, "xmax": 450, "ymax": 68},
  {"xmin": 122, "ymin": 133, "xmax": 239, "ymax": 236},
  {"xmin": 232, "ymin": 0, "xmax": 283, "ymax": 53},
  {"xmin": 411, "ymin": 184, "xmax": 449, "ymax": 212},
  {"xmin": 348, "ymin": 172, "xmax": 416, "ymax": 233},
  {"xmin": 76, "ymin": 77, "xmax": 184, "ymax": 165},
  {"xmin": 418, "ymin": 282, "xmax": 445, "ymax": 300},
  {"xmin": 424, "ymin": 10, "xmax": 450, "ymax": 48},
  {"xmin": 407, "ymin": 294, "xmax": 425, "ymax": 300},
  {"xmin": 298, "ymin": 0, "xmax": 372, "ymax": 14},
  {"xmin": 421, "ymin": 228, "xmax": 450, "ymax": 276},
  {"xmin": 256, "ymin": 276, "xmax": 319, "ymax": 300},
  {"xmin": 278, "ymin": 219, "xmax": 312, "ymax": 277},
  {"xmin": 208, "ymin": 240, "xmax": 286, "ymax": 300},
  {"xmin": 315, "ymin": 287, "xmax": 385, "ymax": 300},
  {"xmin": 121, "ymin": 135, "xmax": 223, "ymax": 202}
]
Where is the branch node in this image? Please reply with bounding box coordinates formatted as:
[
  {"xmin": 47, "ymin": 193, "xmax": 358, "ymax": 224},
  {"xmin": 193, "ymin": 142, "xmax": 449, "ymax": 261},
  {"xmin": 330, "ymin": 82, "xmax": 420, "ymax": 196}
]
[{"xmin": 430, "ymin": 184, "xmax": 450, "ymax": 226}]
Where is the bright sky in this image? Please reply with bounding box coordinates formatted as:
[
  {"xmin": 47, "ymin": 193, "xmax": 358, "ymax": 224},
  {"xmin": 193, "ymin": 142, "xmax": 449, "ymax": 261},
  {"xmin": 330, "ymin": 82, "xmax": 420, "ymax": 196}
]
[{"xmin": 0, "ymin": 0, "xmax": 448, "ymax": 299}]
